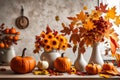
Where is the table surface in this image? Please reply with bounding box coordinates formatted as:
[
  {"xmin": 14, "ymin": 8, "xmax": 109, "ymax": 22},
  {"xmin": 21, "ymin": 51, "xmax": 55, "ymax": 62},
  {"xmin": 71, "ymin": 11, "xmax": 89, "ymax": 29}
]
[{"xmin": 0, "ymin": 66, "xmax": 120, "ymax": 80}]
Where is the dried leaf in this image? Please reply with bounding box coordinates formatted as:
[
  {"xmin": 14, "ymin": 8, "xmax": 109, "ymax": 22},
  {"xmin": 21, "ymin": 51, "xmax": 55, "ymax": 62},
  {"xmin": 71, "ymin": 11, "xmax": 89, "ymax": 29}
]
[
  {"xmin": 106, "ymin": 6, "xmax": 116, "ymax": 19},
  {"xmin": 110, "ymin": 36, "xmax": 119, "ymax": 56},
  {"xmin": 46, "ymin": 25, "xmax": 52, "ymax": 33},
  {"xmin": 99, "ymin": 74, "xmax": 111, "ymax": 78},
  {"xmin": 70, "ymin": 33, "xmax": 80, "ymax": 44},
  {"xmin": 96, "ymin": 3, "xmax": 108, "ymax": 13},
  {"xmin": 73, "ymin": 44, "xmax": 77, "ymax": 53},
  {"xmin": 60, "ymin": 23, "xmax": 71, "ymax": 35},
  {"xmin": 83, "ymin": 20, "xmax": 95, "ymax": 31},
  {"xmin": 114, "ymin": 16, "xmax": 120, "ymax": 26},
  {"xmin": 76, "ymin": 11, "xmax": 87, "ymax": 22}
]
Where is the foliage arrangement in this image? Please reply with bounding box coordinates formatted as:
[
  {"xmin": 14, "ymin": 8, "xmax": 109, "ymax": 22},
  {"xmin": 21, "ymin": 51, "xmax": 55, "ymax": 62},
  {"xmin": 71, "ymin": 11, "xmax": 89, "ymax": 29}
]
[
  {"xmin": 33, "ymin": 25, "xmax": 70, "ymax": 53},
  {"xmin": 60, "ymin": 3, "xmax": 120, "ymax": 55},
  {"xmin": 0, "ymin": 23, "xmax": 20, "ymax": 48}
]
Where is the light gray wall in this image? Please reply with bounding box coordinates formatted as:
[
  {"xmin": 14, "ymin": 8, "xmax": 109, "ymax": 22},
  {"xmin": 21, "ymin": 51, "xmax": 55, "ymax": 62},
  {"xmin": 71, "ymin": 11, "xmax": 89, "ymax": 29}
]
[{"xmin": 0, "ymin": 0, "xmax": 98, "ymax": 64}]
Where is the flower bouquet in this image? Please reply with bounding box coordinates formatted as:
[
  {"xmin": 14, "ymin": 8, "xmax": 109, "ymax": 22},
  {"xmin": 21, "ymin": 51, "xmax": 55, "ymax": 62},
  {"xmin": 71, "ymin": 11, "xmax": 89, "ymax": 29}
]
[
  {"xmin": 60, "ymin": 3, "xmax": 120, "ymax": 56},
  {"xmin": 0, "ymin": 23, "xmax": 20, "ymax": 48},
  {"xmin": 33, "ymin": 25, "xmax": 70, "ymax": 53}
]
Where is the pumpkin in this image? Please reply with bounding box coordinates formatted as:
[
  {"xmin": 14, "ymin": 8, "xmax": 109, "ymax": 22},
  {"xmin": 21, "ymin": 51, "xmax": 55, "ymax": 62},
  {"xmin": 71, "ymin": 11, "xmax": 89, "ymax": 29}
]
[
  {"xmin": 10, "ymin": 48, "xmax": 36, "ymax": 74},
  {"xmin": 102, "ymin": 62, "xmax": 114, "ymax": 70},
  {"xmin": 54, "ymin": 53, "xmax": 71, "ymax": 72},
  {"xmin": 37, "ymin": 60, "xmax": 49, "ymax": 70},
  {"xmin": 85, "ymin": 62, "xmax": 102, "ymax": 75}
]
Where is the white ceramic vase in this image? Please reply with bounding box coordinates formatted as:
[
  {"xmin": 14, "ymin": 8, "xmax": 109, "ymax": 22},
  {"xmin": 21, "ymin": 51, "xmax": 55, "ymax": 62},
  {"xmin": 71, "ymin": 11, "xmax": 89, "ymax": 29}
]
[
  {"xmin": 88, "ymin": 42, "xmax": 104, "ymax": 66},
  {"xmin": 0, "ymin": 46, "xmax": 16, "ymax": 65},
  {"xmin": 40, "ymin": 50, "xmax": 61, "ymax": 69},
  {"xmin": 74, "ymin": 47, "xmax": 87, "ymax": 72}
]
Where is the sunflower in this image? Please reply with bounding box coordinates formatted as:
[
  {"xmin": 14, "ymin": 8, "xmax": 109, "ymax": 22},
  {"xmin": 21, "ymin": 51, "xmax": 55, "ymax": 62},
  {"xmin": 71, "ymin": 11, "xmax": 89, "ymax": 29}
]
[
  {"xmin": 43, "ymin": 38, "xmax": 50, "ymax": 45},
  {"xmin": 40, "ymin": 31, "xmax": 46, "ymax": 38},
  {"xmin": 51, "ymin": 38, "xmax": 59, "ymax": 49},
  {"xmin": 46, "ymin": 32, "xmax": 54, "ymax": 39},
  {"xmin": 60, "ymin": 43, "xmax": 68, "ymax": 50},
  {"xmin": 44, "ymin": 44, "xmax": 52, "ymax": 52},
  {"xmin": 57, "ymin": 35, "xmax": 67, "ymax": 43}
]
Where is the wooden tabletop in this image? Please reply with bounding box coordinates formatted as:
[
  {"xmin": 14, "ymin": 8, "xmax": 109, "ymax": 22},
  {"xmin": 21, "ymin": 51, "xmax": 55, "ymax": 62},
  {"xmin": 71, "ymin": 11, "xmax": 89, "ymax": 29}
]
[{"xmin": 0, "ymin": 66, "xmax": 120, "ymax": 80}]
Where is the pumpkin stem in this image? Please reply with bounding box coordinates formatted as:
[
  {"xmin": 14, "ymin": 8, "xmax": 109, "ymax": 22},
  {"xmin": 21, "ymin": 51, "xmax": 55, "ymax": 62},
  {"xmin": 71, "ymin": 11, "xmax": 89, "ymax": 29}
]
[
  {"xmin": 22, "ymin": 48, "xmax": 27, "ymax": 57},
  {"xmin": 61, "ymin": 53, "xmax": 65, "ymax": 57}
]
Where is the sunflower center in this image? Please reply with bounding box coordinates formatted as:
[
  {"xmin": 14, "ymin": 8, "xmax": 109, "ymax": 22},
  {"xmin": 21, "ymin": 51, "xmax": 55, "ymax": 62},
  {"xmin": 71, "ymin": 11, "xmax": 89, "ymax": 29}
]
[{"xmin": 52, "ymin": 41, "xmax": 57, "ymax": 45}]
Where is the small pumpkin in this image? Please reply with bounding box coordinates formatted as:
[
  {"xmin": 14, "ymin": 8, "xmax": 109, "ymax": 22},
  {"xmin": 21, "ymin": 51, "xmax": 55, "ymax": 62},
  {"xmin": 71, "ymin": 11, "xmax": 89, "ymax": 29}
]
[
  {"xmin": 102, "ymin": 62, "xmax": 114, "ymax": 70},
  {"xmin": 10, "ymin": 27, "xmax": 16, "ymax": 34},
  {"xmin": 10, "ymin": 48, "xmax": 36, "ymax": 74},
  {"xmin": 85, "ymin": 62, "xmax": 102, "ymax": 75},
  {"xmin": 54, "ymin": 53, "xmax": 71, "ymax": 72},
  {"xmin": 37, "ymin": 60, "xmax": 49, "ymax": 70}
]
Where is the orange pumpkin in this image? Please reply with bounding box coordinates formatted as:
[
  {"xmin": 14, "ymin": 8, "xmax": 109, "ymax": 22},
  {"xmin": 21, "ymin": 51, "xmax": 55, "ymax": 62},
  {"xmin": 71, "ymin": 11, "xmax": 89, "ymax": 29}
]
[
  {"xmin": 85, "ymin": 63, "xmax": 102, "ymax": 75},
  {"xmin": 54, "ymin": 53, "xmax": 71, "ymax": 72},
  {"xmin": 102, "ymin": 62, "xmax": 114, "ymax": 70},
  {"xmin": 10, "ymin": 48, "xmax": 36, "ymax": 74}
]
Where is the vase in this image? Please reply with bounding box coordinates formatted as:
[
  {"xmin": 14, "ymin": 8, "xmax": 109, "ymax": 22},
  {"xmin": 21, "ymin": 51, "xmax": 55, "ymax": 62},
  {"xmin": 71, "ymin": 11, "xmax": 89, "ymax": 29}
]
[
  {"xmin": 88, "ymin": 42, "xmax": 104, "ymax": 66},
  {"xmin": 0, "ymin": 46, "xmax": 16, "ymax": 65},
  {"xmin": 40, "ymin": 50, "xmax": 61, "ymax": 69},
  {"xmin": 74, "ymin": 47, "xmax": 87, "ymax": 72}
]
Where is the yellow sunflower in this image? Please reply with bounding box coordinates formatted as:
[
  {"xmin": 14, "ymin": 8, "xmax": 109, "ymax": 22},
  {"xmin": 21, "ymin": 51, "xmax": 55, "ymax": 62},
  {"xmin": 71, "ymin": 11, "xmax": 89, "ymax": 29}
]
[
  {"xmin": 44, "ymin": 44, "xmax": 52, "ymax": 52},
  {"xmin": 57, "ymin": 35, "xmax": 67, "ymax": 44},
  {"xmin": 40, "ymin": 31, "xmax": 46, "ymax": 38},
  {"xmin": 60, "ymin": 43, "xmax": 68, "ymax": 50},
  {"xmin": 46, "ymin": 32, "xmax": 54, "ymax": 39},
  {"xmin": 43, "ymin": 38, "xmax": 50, "ymax": 45},
  {"xmin": 51, "ymin": 38, "xmax": 59, "ymax": 49}
]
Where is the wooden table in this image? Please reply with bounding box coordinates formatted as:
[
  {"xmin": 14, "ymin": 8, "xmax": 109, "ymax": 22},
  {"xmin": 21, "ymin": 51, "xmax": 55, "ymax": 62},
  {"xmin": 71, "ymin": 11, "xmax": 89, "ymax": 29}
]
[{"xmin": 0, "ymin": 66, "xmax": 120, "ymax": 80}]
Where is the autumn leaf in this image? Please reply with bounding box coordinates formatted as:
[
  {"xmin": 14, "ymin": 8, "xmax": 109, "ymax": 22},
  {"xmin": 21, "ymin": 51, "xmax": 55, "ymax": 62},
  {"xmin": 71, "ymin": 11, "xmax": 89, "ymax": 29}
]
[
  {"xmin": 83, "ymin": 20, "xmax": 95, "ymax": 31},
  {"xmin": 106, "ymin": 6, "xmax": 116, "ymax": 19},
  {"xmin": 70, "ymin": 33, "xmax": 80, "ymax": 44},
  {"xmin": 110, "ymin": 36, "xmax": 119, "ymax": 56},
  {"xmin": 96, "ymin": 3, "xmax": 108, "ymax": 13},
  {"xmin": 91, "ymin": 10, "xmax": 102, "ymax": 20},
  {"xmin": 76, "ymin": 11, "xmax": 87, "ymax": 22},
  {"xmin": 72, "ymin": 28, "xmax": 78, "ymax": 34},
  {"xmin": 46, "ymin": 25, "xmax": 52, "ymax": 33},
  {"xmin": 114, "ymin": 16, "xmax": 120, "ymax": 26},
  {"xmin": 73, "ymin": 44, "xmax": 77, "ymax": 53},
  {"xmin": 60, "ymin": 23, "xmax": 71, "ymax": 35}
]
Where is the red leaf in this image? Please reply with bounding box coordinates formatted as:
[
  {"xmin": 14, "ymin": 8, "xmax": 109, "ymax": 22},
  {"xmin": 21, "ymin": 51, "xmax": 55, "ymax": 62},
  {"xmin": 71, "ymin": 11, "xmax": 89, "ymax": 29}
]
[
  {"xmin": 73, "ymin": 44, "xmax": 77, "ymax": 53},
  {"xmin": 60, "ymin": 23, "xmax": 71, "ymax": 35},
  {"xmin": 96, "ymin": 3, "xmax": 108, "ymax": 13},
  {"xmin": 46, "ymin": 25, "xmax": 52, "ymax": 33}
]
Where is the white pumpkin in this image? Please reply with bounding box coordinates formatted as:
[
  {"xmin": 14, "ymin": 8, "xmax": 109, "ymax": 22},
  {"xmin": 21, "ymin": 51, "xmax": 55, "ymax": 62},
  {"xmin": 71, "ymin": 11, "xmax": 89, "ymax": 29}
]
[{"xmin": 37, "ymin": 60, "xmax": 49, "ymax": 70}]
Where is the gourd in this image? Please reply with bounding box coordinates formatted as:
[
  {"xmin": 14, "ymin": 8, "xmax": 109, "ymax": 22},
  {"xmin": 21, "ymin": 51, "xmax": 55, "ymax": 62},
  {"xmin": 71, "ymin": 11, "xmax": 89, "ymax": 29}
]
[
  {"xmin": 10, "ymin": 48, "xmax": 36, "ymax": 74},
  {"xmin": 85, "ymin": 62, "xmax": 102, "ymax": 75},
  {"xmin": 54, "ymin": 53, "xmax": 71, "ymax": 72},
  {"xmin": 37, "ymin": 60, "xmax": 49, "ymax": 70}
]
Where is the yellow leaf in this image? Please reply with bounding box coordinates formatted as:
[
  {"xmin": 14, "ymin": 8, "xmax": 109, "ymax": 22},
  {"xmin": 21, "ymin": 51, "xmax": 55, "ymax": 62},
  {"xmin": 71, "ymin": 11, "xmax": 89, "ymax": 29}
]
[
  {"xmin": 114, "ymin": 16, "xmax": 120, "ymax": 26},
  {"xmin": 76, "ymin": 11, "xmax": 87, "ymax": 22},
  {"xmin": 99, "ymin": 74, "xmax": 111, "ymax": 78},
  {"xmin": 106, "ymin": 6, "xmax": 116, "ymax": 19},
  {"xmin": 83, "ymin": 20, "xmax": 95, "ymax": 31}
]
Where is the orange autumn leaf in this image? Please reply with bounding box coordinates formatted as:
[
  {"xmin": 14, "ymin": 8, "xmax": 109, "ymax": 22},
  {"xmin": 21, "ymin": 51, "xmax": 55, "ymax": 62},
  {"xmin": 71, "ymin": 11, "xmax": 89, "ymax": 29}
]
[
  {"xmin": 70, "ymin": 33, "xmax": 80, "ymax": 44},
  {"xmin": 76, "ymin": 11, "xmax": 87, "ymax": 22},
  {"xmin": 114, "ymin": 16, "xmax": 120, "ymax": 26},
  {"xmin": 106, "ymin": 6, "xmax": 116, "ymax": 19},
  {"xmin": 83, "ymin": 20, "xmax": 95, "ymax": 31},
  {"xmin": 110, "ymin": 36, "xmax": 119, "ymax": 56},
  {"xmin": 73, "ymin": 44, "xmax": 77, "ymax": 53},
  {"xmin": 96, "ymin": 3, "xmax": 108, "ymax": 13},
  {"xmin": 60, "ymin": 23, "xmax": 71, "ymax": 35}
]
